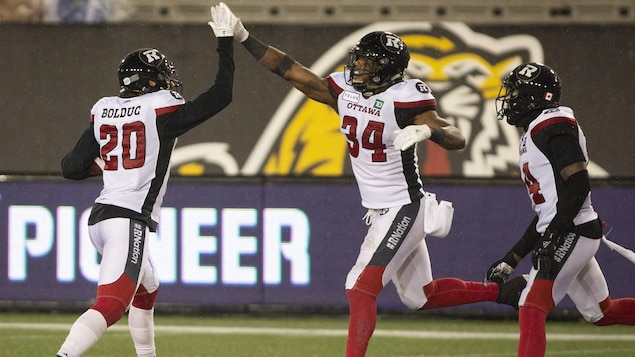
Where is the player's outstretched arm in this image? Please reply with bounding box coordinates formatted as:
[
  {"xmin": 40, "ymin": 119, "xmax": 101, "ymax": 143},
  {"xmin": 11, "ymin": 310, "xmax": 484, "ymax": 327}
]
[{"xmin": 210, "ymin": 3, "xmax": 335, "ymax": 107}]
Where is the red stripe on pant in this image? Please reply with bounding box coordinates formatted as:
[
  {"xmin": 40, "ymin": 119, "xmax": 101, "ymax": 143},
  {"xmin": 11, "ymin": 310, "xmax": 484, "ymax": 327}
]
[
  {"xmin": 93, "ymin": 274, "xmax": 137, "ymax": 326},
  {"xmin": 518, "ymin": 279, "xmax": 555, "ymax": 357},
  {"xmin": 346, "ymin": 265, "xmax": 385, "ymax": 357},
  {"xmin": 594, "ymin": 296, "xmax": 635, "ymax": 326}
]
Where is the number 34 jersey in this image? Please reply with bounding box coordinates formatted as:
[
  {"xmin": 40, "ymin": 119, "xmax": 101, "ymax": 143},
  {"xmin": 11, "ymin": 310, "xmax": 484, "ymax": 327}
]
[
  {"xmin": 91, "ymin": 90, "xmax": 185, "ymax": 228},
  {"xmin": 327, "ymin": 71, "xmax": 436, "ymax": 210}
]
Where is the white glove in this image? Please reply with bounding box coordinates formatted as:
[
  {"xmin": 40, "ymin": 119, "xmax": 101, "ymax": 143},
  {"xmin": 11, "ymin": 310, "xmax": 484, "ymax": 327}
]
[
  {"xmin": 393, "ymin": 124, "xmax": 432, "ymax": 151},
  {"xmin": 233, "ymin": 16, "xmax": 250, "ymax": 42},
  {"xmin": 208, "ymin": 2, "xmax": 237, "ymax": 38}
]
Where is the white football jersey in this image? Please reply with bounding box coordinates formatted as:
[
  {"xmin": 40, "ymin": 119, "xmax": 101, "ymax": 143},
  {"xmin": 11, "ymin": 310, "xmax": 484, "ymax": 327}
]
[
  {"xmin": 327, "ymin": 72, "xmax": 436, "ymax": 209},
  {"xmin": 519, "ymin": 106, "xmax": 598, "ymax": 233},
  {"xmin": 91, "ymin": 90, "xmax": 184, "ymax": 225}
]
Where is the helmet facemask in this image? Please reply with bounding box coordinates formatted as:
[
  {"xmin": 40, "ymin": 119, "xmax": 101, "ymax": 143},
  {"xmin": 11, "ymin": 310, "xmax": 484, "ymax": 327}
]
[
  {"xmin": 496, "ymin": 80, "xmax": 541, "ymax": 127},
  {"xmin": 157, "ymin": 59, "xmax": 182, "ymax": 93},
  {"xmin": 496, "ymin": 77, "xmax": 524, "ymax": 125},
  {"xmin": 346, "ymin": 51, "xmax": 390, "ymax": 93},
  {"xmin": 496, "ymin": 63, "xmax": 562, "ymax": 128}
]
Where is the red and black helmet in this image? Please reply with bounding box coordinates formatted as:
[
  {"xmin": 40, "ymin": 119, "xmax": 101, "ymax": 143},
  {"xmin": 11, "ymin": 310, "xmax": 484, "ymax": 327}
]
[
  {"xmin": 496, "ymin": 62, "xmax": 562, "ymax": 127},
  {"xmin": 346, "ymin": 31, "xmax": 410, "ymax": 94},
  {"xmin": 117, "ymin": 48, "xmax": 182, "ymax": 97}
]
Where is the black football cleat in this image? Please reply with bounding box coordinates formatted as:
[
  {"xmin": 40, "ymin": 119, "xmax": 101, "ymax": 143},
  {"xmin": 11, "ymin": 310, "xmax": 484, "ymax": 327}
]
[{"xmin": 496, "ymin": 275, "xmax": 528, "ymax": 309}]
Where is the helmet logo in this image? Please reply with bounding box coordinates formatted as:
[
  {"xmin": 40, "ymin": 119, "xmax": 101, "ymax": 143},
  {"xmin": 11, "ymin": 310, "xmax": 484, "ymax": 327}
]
[
  {"xmin": 382, "ymin": 33, "xmax": 403, "ymax": 53},
  {"xmin": 517, "ymin": 63, "xmax": 540, "ymax": 80},
  {"xmin": 141, "ymin": 49, "xmax": 162, "ymax": 64}
]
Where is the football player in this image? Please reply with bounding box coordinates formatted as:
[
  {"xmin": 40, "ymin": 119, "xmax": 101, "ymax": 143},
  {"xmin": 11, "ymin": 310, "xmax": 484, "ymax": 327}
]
[
  {"xmin": 485, "ymin": 62, "xmax": 635, "ymax": 356},
  {"xmin": 56, "ymin": 4, "xmax": 238, "ymax": 356},
  {"xmin": 210, "ymin": 4, "xmax": 527, "ymax": 357}
]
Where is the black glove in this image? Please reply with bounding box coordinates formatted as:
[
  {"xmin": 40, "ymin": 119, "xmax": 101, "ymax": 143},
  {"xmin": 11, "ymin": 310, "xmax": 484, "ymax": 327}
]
[
  {"xmin": 532, "ymin": 230, "xmax": 557, "ymax": 271},
  {"xmin": 484, "ymin": 251, "xmax": 518, "ymax": 285}
]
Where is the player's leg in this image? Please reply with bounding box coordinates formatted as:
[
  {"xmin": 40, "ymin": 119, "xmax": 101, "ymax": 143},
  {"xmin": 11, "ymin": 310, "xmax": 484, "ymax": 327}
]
[
  {"xmin": 129, "ymin": 285, "xmax": 158, "ymax": 357},
  {"xmin": 392, "ymin": 240, "xmax": 433, "ymax": 309},
  {"xmin": 422, "ymin": 277, "xmax": 501, "ymax": 309},
  {"xmin": 391, "ymin": 225, "xmax": 524, "ymax": 311},
  {"xmin": 391, "ymin": 236, "xmax": 495, "ymax": 308},
  {"xmin": 517, "ymin": 268, "xmax": 553, "ymax": 357},
  {"xmin": 129, "ymin": 232, "xmax": 160, "ymax": 357},
  {"xmin": 566, "ymin": 254, "xmax": 609, "ymax": 324},
  {"xmin": 344, "ymin": 202, "xmax": 423, "ymax": 357},
  {"xmin": 57, "ymin": 218, "xmax": 145, "ymax": 357},
  {"xmin": 566, "ymin": 249, "xmax": 635, "ymax": 326},
  {"xmin": 393, "ymin": 239, "xmax": 525, "ymax": 311},
  {"xmin": 518, "ymin": 235, "xmax": 597, "ymax": 357},
  {"xmin": 594, "ymin": 295, "xmax": 635, "ymax": 326}
]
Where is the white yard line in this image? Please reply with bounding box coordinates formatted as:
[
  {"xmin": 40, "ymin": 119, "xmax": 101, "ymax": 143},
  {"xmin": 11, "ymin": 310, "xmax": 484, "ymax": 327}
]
[
  {"xmin": 401, "ymin": 349, "xmax": 635, "ymax": 357},
  {"xmin": 1, "ymin": 322, "xmax": 634, "ymax": 341}
]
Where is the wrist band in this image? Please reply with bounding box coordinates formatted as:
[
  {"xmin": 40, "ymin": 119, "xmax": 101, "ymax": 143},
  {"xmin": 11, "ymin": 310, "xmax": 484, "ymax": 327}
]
[
  {"xmin": 242, "ymin": 36, "xmax": 268, "ymax": 60},
  {"xmin": 273, "ymin": 55, "xmax": 295, "ymax": 76},
  {"xmin": 430, "ymin": 127, "xmax": 446, "ymax": 144}
]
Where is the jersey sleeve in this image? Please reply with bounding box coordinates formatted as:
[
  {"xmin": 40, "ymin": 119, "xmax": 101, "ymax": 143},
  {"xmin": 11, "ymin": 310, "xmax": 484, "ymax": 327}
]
[
  {"xmin": 61, "ymin": 121, "xmax": 101, "ymax": 180},
  {"xmin": 394, "ymin": 80, "xmax": 436, "ymax": 128},
  {"xmin": 160, "ymin": 37, "xmax": 235, "ymax": 138},
  {"xmin": 327, "ymin": 74, "xmax": 344, "ymax": 104},
  {"xmin": 530, "ymin": 117, "xmax": 585, "ymax": 173}
]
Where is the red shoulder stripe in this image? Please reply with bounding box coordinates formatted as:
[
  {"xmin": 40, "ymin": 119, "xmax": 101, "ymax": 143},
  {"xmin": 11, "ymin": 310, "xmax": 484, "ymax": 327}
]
[
  {"xmin": 155, "ymin": 104, "xmax": 181, "ymax": 116},
  {"xmin": 394, "ymin": 99, "xmax": 436, "ymax": 109},
  {"xmin": 530, "ymin": 116, "xmax": 577, "ymax": 137}
]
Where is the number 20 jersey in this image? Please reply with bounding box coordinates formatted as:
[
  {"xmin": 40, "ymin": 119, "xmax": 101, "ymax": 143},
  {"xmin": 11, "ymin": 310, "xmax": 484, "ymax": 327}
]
[
  {"xmin": 91, "ymin": 90, "xmax": 184, "ymax": 227},
  {"xmin": 327, "ymin": 71, "xmax": 436, "ymax": 209}
]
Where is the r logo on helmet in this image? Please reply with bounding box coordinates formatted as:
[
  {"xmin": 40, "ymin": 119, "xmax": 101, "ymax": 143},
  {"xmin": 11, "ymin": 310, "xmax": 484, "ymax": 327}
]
[
  {"xmin": 141, "ymin": 49, "xmax": 162, "ymax": 64},
  {"xmin": 517, "ymin": 64, "xmax": 540, "ymax": 80},
  {"xmin": 382, "ymin": 33, "xmax": 404, "ymax": 53}
]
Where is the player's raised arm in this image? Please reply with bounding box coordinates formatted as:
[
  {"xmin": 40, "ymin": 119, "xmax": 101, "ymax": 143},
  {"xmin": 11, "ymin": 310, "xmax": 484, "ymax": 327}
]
[
  {"xmin": 210, "ymin": 3, "xmax": 335, "ymax": 108},
  {"xmin": 163, "ymin": 2, "xmax": 237, "ymax": 137}
]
